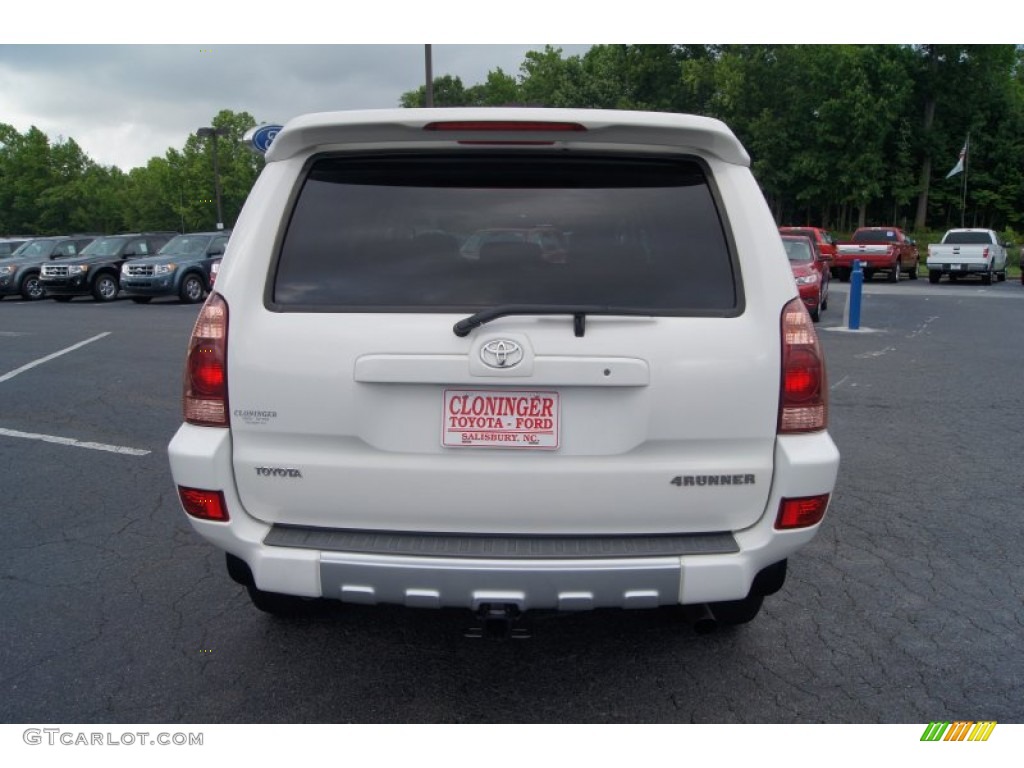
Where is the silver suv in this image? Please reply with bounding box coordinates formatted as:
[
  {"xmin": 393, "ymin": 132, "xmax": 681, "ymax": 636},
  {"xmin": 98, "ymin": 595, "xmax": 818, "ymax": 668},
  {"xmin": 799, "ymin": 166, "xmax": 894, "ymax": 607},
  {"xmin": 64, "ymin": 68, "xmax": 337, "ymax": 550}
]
[{"xmin": 169, "ymin": 109, "xmax": 840, "ymax": 630}]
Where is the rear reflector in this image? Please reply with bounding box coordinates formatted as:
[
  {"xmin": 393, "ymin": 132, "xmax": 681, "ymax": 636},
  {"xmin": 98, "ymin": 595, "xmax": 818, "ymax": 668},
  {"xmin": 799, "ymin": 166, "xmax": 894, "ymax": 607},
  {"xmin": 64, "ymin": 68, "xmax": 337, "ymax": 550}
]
[
  {"xmin": 779, "ymin": 298, "xmax": 827, "ymax": 433},
  {"xmin": 178, "ymin": 487, "xmax": 229, "ymax": 522},
  {"xmin": 184, "ymin": 293, "xmax": 229, "ymax": 427},
  {"xmin": 776, "ymin": 494, "xmax": 831, "ymax": 529}
]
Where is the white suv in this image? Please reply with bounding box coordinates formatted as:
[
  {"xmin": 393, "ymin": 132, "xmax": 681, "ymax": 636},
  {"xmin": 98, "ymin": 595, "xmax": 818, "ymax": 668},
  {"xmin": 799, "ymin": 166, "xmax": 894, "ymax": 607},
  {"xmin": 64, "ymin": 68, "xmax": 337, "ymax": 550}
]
[{"xmin": 168, "ymin": 108, "xmax": 839, "ymax": 629}]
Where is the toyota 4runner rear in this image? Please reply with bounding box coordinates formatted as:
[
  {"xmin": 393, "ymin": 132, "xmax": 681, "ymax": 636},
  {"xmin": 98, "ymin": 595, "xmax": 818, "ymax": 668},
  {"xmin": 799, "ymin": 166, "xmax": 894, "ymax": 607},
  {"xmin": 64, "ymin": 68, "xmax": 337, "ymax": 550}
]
[{"xmin": 168, "ymin": 109, "xmax": 840, "ymax": 629}]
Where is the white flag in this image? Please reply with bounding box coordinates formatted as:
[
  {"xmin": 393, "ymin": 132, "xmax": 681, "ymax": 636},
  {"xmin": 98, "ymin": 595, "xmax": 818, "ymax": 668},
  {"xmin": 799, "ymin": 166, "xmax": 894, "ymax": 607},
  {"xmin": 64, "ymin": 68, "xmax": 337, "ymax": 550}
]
[{"xmin": 946, "ymin": 138, "xmax": 968, "ymax": 178}]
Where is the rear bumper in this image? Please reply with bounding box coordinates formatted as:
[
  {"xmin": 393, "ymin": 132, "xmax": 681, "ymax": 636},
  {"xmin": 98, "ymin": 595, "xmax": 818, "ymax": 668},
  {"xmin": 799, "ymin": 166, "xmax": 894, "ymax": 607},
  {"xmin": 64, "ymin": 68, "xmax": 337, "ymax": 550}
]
[
  {"xmin": 834, "ymin": 254, "xmax": 894, "ymax": 270},
  {"xmin": 926, "ymin": 259, "xmax": 989, "ymax": 274},
  {"xmin": 168, "ymin": 424, "xmax": 839, "ymax": 610}
]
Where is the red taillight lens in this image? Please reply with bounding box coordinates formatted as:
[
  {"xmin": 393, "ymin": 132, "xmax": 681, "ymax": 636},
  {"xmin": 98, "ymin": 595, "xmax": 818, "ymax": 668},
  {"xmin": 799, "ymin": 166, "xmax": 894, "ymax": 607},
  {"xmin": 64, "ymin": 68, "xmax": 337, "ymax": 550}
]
[
  {"xmin": 423, "ymin": 120, "xmax": 587, "ymax": 145},
  {"xmin": 776, "ymin": 494, "xmax": 831, "ymax": 529},
  {"xmin": 423, "ymin": 121, "xmax": 587, "ymax": 133},
  {"xmin": 779, "ymin": 298, "xmax": 827, "ymax": 433},
  {"xmin": 177, "ymin": 486, "xmax": 229, "ymax": 521},
  {"xmin": 184, "ymin": 293, "xmax": 229, "ymax": 426}
]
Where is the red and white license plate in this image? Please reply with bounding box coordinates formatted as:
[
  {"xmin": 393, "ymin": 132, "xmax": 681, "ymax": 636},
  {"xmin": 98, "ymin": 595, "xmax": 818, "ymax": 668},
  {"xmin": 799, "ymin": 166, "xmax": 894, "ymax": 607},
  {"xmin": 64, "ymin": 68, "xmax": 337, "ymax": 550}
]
[{"xmin": 442, "ymin": 389, "xmax": 560, "ymax": 449}]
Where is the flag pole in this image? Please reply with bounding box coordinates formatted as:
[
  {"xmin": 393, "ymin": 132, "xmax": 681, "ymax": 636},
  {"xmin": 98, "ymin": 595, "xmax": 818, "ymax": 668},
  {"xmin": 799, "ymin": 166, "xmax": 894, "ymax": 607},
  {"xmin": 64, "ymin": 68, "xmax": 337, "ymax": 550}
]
[{"xmin": 961, "ymin": 133, "xmax": 969, "ymax": 227}]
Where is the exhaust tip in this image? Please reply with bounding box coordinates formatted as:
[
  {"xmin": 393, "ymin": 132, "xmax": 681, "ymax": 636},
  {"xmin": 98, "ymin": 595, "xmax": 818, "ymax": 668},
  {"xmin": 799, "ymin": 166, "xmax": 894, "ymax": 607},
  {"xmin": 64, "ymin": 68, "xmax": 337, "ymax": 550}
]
[{"xmin": 690, "ymin": 604, "xmax": 718, "ymax": 635}]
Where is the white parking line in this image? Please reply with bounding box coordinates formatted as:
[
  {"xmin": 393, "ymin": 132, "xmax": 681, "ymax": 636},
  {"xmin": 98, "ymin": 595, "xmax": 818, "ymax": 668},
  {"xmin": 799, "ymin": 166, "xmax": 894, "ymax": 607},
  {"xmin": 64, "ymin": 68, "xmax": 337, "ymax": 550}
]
[
  {"xmin": 0, "ymin": 427, "xmax": 150, "ymax": 456},
  {"xmin": 0, "ymin": 332, "xmax": 111, "ymax": 383}
]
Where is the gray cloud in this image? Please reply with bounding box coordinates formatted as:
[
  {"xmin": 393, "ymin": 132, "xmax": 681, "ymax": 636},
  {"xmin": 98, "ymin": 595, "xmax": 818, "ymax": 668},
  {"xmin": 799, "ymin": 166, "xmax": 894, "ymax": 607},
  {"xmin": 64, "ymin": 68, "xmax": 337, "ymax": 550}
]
[{"xmin": 0, "ymin": 44, "xmax": 591, "ymax": 170}]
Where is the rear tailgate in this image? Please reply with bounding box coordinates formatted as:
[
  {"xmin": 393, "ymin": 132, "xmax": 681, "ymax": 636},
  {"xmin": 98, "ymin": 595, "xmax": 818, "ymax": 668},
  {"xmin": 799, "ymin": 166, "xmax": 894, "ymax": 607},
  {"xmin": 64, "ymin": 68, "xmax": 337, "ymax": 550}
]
[
  {"xmin": 926, "ymin": 244, "xmax": 989, "ymax": 266},
  {"xmin": 228, "ymin": 311, "xmax": 778, "ymax": 535}
]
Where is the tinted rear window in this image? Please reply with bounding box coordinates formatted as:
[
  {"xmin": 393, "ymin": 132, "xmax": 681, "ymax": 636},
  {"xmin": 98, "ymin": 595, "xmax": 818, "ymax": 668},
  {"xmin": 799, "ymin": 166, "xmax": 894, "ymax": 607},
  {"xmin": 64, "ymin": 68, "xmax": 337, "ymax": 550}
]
[
  {"xmin": 272, "ymin": 154, "xmax": 738, "ymax": 313},
  {"xmin": 852, "ymin": 229, "xmax": 899, "ymax": 243},
  {"xmin": 942, "ymin": 231, "xmax": 994, "ymax": 245}
]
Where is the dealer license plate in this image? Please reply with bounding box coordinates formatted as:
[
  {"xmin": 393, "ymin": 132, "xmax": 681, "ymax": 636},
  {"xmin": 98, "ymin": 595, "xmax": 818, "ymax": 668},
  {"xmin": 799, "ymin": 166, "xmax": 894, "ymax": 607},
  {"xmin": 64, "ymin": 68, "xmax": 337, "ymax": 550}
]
[{"xmin": 442, "ymin": 389, "xmax": 560, "ymax": 449}]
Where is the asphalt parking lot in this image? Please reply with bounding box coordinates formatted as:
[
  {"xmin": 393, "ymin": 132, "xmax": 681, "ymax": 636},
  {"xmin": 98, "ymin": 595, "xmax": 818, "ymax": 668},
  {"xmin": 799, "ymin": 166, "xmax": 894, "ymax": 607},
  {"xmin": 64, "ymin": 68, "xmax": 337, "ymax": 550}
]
[{"xmin": 1, "ymin": 280, "xmax": 1022, "ymax": 723}]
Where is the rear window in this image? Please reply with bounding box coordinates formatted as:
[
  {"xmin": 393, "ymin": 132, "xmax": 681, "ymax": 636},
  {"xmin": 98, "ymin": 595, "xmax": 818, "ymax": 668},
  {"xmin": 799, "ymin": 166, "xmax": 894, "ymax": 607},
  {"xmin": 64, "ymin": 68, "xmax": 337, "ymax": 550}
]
[
  {"xmin": 942, "ymin": 231, "xmax": 994, "ymax": 245},
  {"xmin": 852, "ymin": 229, "xmax": 899, "ymax": 243},
  {"xmin": 272, "ymin": 154, "xmax": 738, "ymax": 314}
]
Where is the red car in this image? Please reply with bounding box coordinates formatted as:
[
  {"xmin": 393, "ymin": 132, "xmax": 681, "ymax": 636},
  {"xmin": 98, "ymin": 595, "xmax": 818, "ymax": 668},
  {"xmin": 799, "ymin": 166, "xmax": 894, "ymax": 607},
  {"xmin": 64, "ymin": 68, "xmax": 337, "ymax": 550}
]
[
  {"xmin": 782, "ymin": 234, "xmax": 830, "ymax": 322},
  {"xmin": 779, "ymin": 226, "xmax": 838, "ymax": 262}
]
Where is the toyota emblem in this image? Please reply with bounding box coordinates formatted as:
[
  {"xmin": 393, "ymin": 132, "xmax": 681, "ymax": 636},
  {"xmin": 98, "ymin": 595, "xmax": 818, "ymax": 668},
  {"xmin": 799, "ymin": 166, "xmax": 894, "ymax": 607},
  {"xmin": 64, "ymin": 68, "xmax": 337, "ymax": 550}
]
[{"xmin": 480, "ymin": 339, "xmax": 524, "ymax": 369}]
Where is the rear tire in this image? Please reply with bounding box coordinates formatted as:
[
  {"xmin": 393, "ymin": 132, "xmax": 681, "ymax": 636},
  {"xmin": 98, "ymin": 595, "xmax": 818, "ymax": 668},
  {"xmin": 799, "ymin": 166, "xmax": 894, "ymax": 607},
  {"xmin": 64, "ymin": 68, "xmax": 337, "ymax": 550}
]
[
  {"xmin": 909, "ymin": 261, "xmax": 919, "ymax": 280},
  {"xmin": 246, "ymin": 583, "xmax": 320, "ymax": 616},
  {"xmin": 227, "ymin": 553, "xmax": 320, "ymax": 616},
  {"xmin": 888, "ymin": 260, "xmax": 900, "ymax": 282},
  {"xmin": 709, "ymin": 594, "xmax": 764, "ymax": 626},
  {"xmin": 928, "ymin": 270, "xmax": 941, "ymax": 284},
  {"xmin": 982, "ymin": 270, "xmax": 992, "ymax": 286}
]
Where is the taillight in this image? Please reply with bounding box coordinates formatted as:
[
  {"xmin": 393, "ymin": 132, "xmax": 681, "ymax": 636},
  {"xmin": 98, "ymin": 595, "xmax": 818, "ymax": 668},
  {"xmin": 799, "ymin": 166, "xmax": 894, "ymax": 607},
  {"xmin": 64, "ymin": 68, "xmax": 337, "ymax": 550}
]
[
  {"xmin": 423, "ymin": 120, "xmax": 587, "ymax": 133},
  {"xmin": 184, "ymin": 293, "xmax": 229, "ymax": 426},
  {"xmin": 177, "ymin": 486, "xmax": 229, "ymax": 521},
  {"xmin": 779, "ymin": 298, "xmax": 827, "ymax": 433},
  {"xmin": 775, "ymin": 494, "xmax": 831, "ymax": 529},
  {"xmin": 423, "ymin": 120, "xmax": 587, "ymax": 146}
]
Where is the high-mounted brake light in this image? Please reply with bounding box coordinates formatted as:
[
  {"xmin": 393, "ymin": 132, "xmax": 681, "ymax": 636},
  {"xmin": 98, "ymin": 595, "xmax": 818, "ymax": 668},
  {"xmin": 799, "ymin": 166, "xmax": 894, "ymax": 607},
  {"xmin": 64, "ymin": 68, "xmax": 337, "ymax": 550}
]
[
  {"xmin": 779, "ymin": 298, "xmax": 827, "ymax": 433},
  {"xmin": 423, "ymin": 121, "xmax": 587, "ymax": 133},
  {"xmin": 423, "ymin": 120, "xmax": 587, "ymax": 145},
  {"xmin": 184, "ymin": 293, "xmax": 229, "ymax": 427}
]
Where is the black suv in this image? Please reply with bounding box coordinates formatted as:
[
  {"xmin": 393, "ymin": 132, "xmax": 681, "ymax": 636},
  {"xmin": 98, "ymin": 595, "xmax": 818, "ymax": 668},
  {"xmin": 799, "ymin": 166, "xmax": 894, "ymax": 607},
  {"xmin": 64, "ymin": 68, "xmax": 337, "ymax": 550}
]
[
  {"xmin": 39, "ymin": 233, "xmax": 176, "ymax": 302},
  {"xmin": 120, "ymin": 231, "xmax": 230, "ymax": 304},
  {"xmin": 0, "ymin": 236, "xmax": 96, "ymax": 301}
]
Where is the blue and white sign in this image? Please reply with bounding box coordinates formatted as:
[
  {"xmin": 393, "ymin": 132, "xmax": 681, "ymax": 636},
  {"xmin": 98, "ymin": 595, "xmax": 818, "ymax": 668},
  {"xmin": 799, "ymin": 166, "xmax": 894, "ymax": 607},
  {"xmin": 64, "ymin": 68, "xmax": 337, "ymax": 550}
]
[{"xmin": 243, "ymin": 124, "xmax": 283, "ymax": 155}]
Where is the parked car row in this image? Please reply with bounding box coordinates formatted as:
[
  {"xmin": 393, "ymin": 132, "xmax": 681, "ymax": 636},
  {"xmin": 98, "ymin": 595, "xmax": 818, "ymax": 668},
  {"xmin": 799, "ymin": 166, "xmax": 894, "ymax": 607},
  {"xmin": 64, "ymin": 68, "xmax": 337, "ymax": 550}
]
[{"xmin": 0, "ymin": 231, "xmax": 228, "ymax": 304}]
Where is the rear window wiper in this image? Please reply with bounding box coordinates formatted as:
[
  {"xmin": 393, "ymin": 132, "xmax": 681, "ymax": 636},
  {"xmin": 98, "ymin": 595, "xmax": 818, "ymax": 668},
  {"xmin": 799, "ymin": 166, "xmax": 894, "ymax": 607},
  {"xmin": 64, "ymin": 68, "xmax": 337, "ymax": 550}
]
[{"xmin": 453, "ymin": 305, "xmax": 654, "ymax": 338}]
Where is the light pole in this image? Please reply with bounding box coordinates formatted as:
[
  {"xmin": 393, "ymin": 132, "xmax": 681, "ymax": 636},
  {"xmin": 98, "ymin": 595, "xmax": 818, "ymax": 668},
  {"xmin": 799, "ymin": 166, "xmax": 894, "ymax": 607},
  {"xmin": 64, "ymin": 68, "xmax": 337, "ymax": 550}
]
[
  {"xmin": 197, "ymin": 126, "xmax": 229, "ymax": 230},
  {"xmin": 424, "ymin": 44, "xmax": 433, "ymax": 107}
]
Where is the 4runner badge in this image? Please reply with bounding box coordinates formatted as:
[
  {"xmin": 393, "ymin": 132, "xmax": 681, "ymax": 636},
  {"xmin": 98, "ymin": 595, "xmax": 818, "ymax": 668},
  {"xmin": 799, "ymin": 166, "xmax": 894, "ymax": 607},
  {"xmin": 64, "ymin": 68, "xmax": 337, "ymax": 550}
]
[{"xmin": 480, "ymin": 340, "xmax": 523, "ymax": 369}]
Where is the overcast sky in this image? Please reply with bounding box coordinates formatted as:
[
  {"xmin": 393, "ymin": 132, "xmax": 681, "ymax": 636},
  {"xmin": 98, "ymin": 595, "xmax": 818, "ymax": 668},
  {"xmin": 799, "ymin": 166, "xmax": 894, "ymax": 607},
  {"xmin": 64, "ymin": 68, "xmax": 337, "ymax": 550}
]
[
  {"xmin": 1, "ymin": 3, "xmax": 1003, "ymax": 172},
  {"xmin": 0, "ymin": 44, "xmax": 596, "ymax": 171}
]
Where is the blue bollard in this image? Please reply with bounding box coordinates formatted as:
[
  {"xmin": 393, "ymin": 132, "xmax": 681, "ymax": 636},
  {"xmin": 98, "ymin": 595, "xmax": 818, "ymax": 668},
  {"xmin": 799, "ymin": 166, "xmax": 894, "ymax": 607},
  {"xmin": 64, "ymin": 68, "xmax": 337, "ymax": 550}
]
[{"xmin": 848, "ymin": 259, "xmax": 863, "ymax": 330}]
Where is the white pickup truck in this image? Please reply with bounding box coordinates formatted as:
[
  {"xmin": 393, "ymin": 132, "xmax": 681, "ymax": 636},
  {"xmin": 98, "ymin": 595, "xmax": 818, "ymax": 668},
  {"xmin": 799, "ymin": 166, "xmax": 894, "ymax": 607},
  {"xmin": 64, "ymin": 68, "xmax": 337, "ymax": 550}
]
[{"xmin": 926, "ymin": 228, "xmax": 1009, "ymax": 285}]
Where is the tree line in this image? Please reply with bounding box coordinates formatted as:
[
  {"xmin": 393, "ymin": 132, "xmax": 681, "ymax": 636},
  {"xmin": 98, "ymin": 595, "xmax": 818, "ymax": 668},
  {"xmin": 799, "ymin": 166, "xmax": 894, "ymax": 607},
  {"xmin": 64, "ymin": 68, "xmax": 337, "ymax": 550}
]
[
  {"xmin": 402, "ymin": 44, "xmax": 1024, "ymax": 238},
  {"xmin": 3, "ymin": 46, "xmax": 1022, "ymax": 240},
  {"xmin": 0, "ymin": 109, "xmax": 263, "ymax": 237}
]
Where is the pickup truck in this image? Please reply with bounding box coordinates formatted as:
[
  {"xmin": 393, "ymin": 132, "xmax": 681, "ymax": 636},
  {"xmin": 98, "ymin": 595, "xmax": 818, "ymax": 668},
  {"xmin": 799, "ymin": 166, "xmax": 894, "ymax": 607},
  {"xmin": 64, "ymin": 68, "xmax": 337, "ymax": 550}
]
[
  {"xmin": 926, "ymin": 228, "xmax": 1009, "ymax": 285},
  {"xmin": 833, "ymin": 227, "xmax": 919, "ymax": 282}
]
